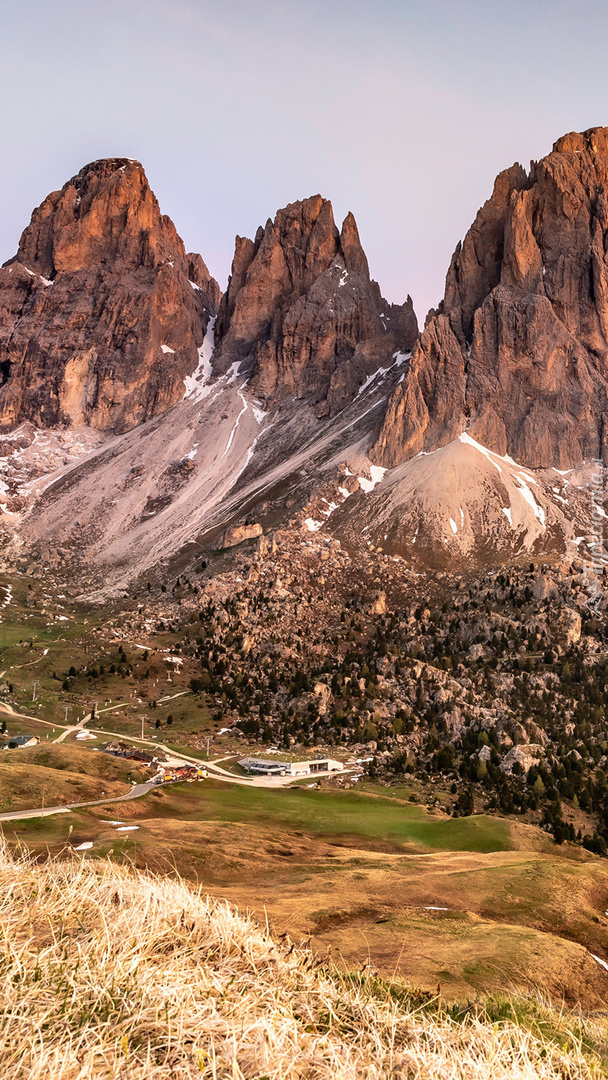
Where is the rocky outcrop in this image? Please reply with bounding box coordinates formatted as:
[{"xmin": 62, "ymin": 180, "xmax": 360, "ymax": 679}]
[
  {"xmin": 213, "ymin": 522, "xmax": 263, "ymax": 550},
  {"xmin": 214, "ymin": 196, "xmax": 418, "ymax": 416},
  {"xmin": 0, "ymin": 158, "xmax": 220, "ymax": 432},
  {"xmin": 374, "ymin": 127, "xmax": 608, "ymax": 469}
]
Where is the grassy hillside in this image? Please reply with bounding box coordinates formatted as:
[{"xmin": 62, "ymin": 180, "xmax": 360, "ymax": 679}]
[
  {"xmin": 1, "ymin": 840, "xmax": 606, "ymax": 1079},
  {"xmin": 0, "ymin": 744, "xmax": 147, "ymax": 811},
  {"xmin": 5, "ymin": 780, "xmax": 608, "ymax": 1008}
]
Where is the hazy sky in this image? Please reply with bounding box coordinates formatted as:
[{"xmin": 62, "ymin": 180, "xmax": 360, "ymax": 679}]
[{"xmin": 3, "ymin": 0, "xmax": 608, "ymax": 319}]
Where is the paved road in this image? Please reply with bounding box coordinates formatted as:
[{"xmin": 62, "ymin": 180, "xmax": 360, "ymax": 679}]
[
  {"xmin": 0, "ymin": 702, "xmax": 345, "ymax": 820},
  {"xmin": 0, "ymin": 780, "xmax": 157, "ymax": 822}
]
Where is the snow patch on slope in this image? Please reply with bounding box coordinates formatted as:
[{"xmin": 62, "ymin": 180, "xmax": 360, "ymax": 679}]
[
  {"xmin": 459, "ymin": 432, "xmax": 503, "ymax": 474},
  {"xmin": 359, "ymin": 465, "xmax": 386, "ymax": 493},
  {"xmin": 183, "ymin": 317, "xmax": 216, "ymax": 400}
]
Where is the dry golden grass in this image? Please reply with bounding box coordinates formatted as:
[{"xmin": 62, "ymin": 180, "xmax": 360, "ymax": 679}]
[
  {"xmin": 0, "ymin": 841, "xmax": 606, "ymax": 1078},
  {"xmin": 0, "ymin": 744, "xmax": 148, "ymax": 811}
]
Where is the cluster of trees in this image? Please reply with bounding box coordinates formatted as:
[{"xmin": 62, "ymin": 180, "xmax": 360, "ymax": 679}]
[{"xmin": 179, "ymin": 564, "xmax": 608, "ymax": 855}]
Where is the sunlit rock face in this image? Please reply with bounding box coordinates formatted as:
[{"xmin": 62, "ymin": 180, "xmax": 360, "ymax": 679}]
[
  {"xmin": 214, "ymin": 194, "xmax": 418, "ymax": 416},
  {"xmin": 0, "ymin": 158, "xmax": 220, "ymax": 432},
  {"xmin": 374, "ymin": 127, "xmax": 608, "ymax": 470}
]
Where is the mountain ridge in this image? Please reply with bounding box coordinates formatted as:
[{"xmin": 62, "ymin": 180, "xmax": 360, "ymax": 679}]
[
  {"xmin": 373, "ymin": 126, "xmax": 608, "ymax": 471},
  {"xmin": 1, "ymin": 131, "xmax": 608, "ymax": 582}
]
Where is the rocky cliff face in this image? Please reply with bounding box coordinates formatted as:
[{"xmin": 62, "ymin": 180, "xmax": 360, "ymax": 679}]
[
  {"xmin": 214, "ymin": 195, "xmax": 418, "ymax": 416},
  {"xmin": 374, "ymin": 127, "xmax": 608, "ymax": 469},
  {"xmin": 0, "ymin": 158, "xmax": 220, "ymax": 432}
]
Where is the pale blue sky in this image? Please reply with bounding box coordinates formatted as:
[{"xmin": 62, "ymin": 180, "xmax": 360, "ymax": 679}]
[{"xmin": 2, "ymin": 0, "xmax": 608, "ymax": 319}]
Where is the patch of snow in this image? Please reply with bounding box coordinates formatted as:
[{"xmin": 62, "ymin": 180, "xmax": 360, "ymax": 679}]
[
  {"xmin": 230, "ymin": 423, "xmax": 271, "ymax": 486},
  {"xmin": 251, "ymin": 403, "xmax": 267, "ymax": 424},
  {"xmin": 23, "ymin": 266, "xmax": 35, "ymax": 277},
  {"xmin": 513, "ymin": 477, "xmax": 545, "ymax": 527},
  {"xmin": 502, "ymin": 507, "xmax": 513, "ymax": 527},
  {"xmin": 591, "ymin": 953, "xmax": 608, "ymax": 973},
  {"xmin": 321, "ymin": 502, "xmax": 338, "ymax": 517},
  {"xmin": 73, "ymin": 842, "xmax": 93, "ymax": 851},
  {"xmin": 183, "ymin": 317, "xmax": 216, "ymax": 400},
  {"xmin": 338, "ymin": 486, "xmax": 351, "ymax": 499},
  {"xmin": 40, "ymin": 276, "xmax": 53, "ymax": 287},
  {"xmin": 358, "ymin": 465, "xmax": 386, "ymax": 494},
  {"xmin": 516, "ymin": 470, "xmax": 538, "ymax": 487},
  {"xmin": 226, "ymin": 361, "xmax": 241, "ymax": 384},
  {"xmin": 304, "ymin": 518, "xmax": 323, "ymax": 532},
  {"xmin": 459, "ymin": 432, "xmax": 503, "ymax": 474},
  {"xmin": 449, "ymin": 517, "xmax": 458, "ymax": 534},
  {"xmin": 160, "ymin": 344, "xmax": 175, "ymax": 354},
  {"xmin": 360, "ymin": 367, "xmax": 388, "ymax": 395},
  {"xmin": 425, "ymin": 906, "xmax": 448, "ymax": 911},
  {"xmin": 189, "ymin": 280, "xmax": 201, "ymax": 291},
  {"xmin": 217, "ymin": 391, "xmax": 250, "ymax": 463},
  {"xmin": 115, "ymin": 826, "xmax": 140, "ymax": 832},
  {"xmin": 460, "ymin": 507, "xmax": 465, "ymax": 529},
  {"xmin": 338, "ymin": 269, "xmax": 349, "ymax": 287}
]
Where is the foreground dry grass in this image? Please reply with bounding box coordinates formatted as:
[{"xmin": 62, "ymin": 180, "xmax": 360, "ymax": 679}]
[{"xmin": 0, "ymin": 841, "xmax": 606, "ymax": 1079}]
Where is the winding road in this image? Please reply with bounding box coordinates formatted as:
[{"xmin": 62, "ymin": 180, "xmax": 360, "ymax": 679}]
[{"xmin": 0, "ymin": 702, "xmax": 319, "ymax": 821}]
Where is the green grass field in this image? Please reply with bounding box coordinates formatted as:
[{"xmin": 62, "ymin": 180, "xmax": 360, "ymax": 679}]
[{"xmin": 127, "ymin": 780, "xmax": 514, "ymax": 853}]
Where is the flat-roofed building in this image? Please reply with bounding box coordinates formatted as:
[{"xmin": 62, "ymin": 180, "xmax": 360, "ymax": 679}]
[{"xmin": 239, "ymin": 757, "xmax": 343, "ymax": 777}]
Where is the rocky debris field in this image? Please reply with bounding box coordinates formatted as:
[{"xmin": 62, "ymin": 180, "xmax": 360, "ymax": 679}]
[{"xmin": 98, "ymin": 522, "xmax": 608, "ymax": 858}]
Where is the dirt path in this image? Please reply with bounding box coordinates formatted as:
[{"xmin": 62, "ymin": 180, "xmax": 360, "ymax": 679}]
[
  {"xmin": 52, "ymin": 702, "xmax": 130, "ymax": 743},
  {"xmin": 13, "ymin": 648, "xmax": 49, "ymax": 670}
]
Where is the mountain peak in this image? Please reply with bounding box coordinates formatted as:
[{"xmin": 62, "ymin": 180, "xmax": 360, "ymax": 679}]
[
  {"xmin": 374, "ymin": 125, "xmax": 608, "ymax": 471},
  {"xmin": 214, "ymin": 195, "xmax": 417, "ymax": 414},
  {"xmin": 552, "ymin": 125, "xmax": 608, "ymax": 155},
  {"xmin": 0, "ymin": 158, "xmax": 219, "ymax": 432},
  {"xmin": 16, "ymin": 156, "xmax": 177, "ymax": 279}
]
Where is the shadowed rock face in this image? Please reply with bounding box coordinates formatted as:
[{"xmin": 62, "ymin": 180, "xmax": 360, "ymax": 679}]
[
  {"xmin": 0, "ymin": 158, "xmax": 220, "ymax": 432},
  {"xmin": 374, "ymin": 127, "xmax": 608, "ymax": 469},
  {"xmin": 214, "ymin": 195, "xmax": 418, "ymax": 416}
]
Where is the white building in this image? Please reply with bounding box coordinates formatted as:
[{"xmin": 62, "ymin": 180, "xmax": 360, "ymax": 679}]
[{"xmin": 238, "ymin": 756, "xmax": 344, "ymax": 777}]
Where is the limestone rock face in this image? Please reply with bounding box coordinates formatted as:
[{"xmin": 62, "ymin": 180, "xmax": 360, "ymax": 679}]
[
  {"xmin": 213, "ymin": 522, "xmax": 263, "ymax": 550},
  {"xmin": 214, "ymin": 195, "xmax": 418, "ymax": 416},
  {"xmin": 0, "ymin": 158, "xmax": 220, "ymax": 432},
  {"xmin": 374, "ymin": 127, "xmax": 608, "ymax": 469}
]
